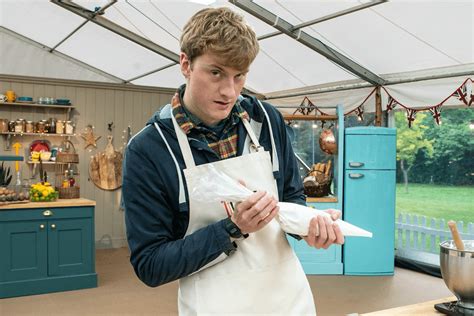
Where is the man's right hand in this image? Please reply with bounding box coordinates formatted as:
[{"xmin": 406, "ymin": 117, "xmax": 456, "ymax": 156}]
[{"xmin": 231, "ymin": 191, "xmax": 279, "ymax": 234}]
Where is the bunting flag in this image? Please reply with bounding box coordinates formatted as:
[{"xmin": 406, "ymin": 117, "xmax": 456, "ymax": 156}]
[
  {"xmin": 452, "ymin": 86, "xmax": 469, "ymax": 105},
  {"xmin": 406, "ymin": 108, "xmax": 417, "ymax": 128},
  {"xmin": 429, "ymin": 106, "xmax": 442, "ymax": 125},
  {"xmin": 354, "ymin": 105, "xmax": 364, "ymax": 121},
  {"xmin": 386, "ymin": 95, "xmax": 398, "ymax": 111},
  {"xmin": 294, "ymin": 96, "xmax": 317, "ymax": 115}
]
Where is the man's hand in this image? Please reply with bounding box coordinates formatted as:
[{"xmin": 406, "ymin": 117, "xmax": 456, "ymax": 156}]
[
  {"xmin": 303, "ymin": 209, "xmax": 345, "ymax": 249},
  {"xmin": 231, "ymin": 191, "xmax": 279, "ymax": 234}
]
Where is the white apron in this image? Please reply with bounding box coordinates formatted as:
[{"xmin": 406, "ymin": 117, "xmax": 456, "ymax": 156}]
[{"xmin": 154, "ymin": 102, "xmax": 315, "ymax": 315}]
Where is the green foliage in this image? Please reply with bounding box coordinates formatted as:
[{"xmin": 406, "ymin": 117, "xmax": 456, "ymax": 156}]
[
  {"xmin": 397, "ymin": 108, "xmax": 474, "ymax": 185},
  {"xmin": 395, "ymin": 111, "xmax": 433, "ymax": 164}
]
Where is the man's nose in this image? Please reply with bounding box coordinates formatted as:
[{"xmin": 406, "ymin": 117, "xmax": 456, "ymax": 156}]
[{"xmin": 219, "ymin": 77, "xmax": 236, "ymax": 100}]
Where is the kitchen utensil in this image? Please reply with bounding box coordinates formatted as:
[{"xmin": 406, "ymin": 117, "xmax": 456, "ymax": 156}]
[
  {"xmin": 440, "ymin": 240, "xmax": 474, "ymax": 310},
  {"xmin": 5, "ymin": 90, "xmax": 16, "ymax": 102},
  {"xmin": 448, "ymin": 221, "xmax": 465, "ymax": 251},
  {"xmin": 319, "ymin": 128, "xmax": 337, "ymax": 155},
  {"xmin": 89, "ymin": 135, "xmax": 123, "ymax": 190}
]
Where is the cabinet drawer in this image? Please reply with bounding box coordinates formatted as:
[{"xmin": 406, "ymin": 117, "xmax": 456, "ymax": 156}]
[{"xmin": 0, "ymin": 207, "xmax": 93, "ymax": 222}]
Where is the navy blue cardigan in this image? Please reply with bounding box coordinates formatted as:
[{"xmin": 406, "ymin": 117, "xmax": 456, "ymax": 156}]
[{"xmin": 123, "ymin": 95, "xmax": 305, "ymax": 287}]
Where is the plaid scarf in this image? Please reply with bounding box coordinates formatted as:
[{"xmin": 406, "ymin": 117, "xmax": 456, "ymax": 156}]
[{"xmin": 171, "ymin": 87, "xmax": 249, "ymax": 159}]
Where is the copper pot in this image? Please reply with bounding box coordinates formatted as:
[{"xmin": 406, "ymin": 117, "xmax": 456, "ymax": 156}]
[{"xmin": 319, "ymin": 129, "xmax": 337, "ymax": 155}]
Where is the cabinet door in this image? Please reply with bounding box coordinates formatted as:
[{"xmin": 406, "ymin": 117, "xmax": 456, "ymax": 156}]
[
  {"xmin": 0, "ymin": 221, "xmax": 48, "ymax": 282},
  {"xmin": 343, "ymin": 170, "xmax": 395, "ymax": 274},
  {"xmin": 345, "ymin": 135, "xmax": 396, "ymax": 170},
  {"xmin": 48, "ymin": 218, "xmax": 93, "ymax": 276}
]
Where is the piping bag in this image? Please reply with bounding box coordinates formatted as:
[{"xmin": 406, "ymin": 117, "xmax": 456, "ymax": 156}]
[{"xmin": 190, "ymin": 165, "xmax": 372, "ymax": 238}]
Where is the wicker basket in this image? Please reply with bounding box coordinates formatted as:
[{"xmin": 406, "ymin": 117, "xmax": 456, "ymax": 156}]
[
  {"xmin": 58, "ymin": 186, "xmax": 80, "ymax": 199},
  {"xmin": 56, "ymin": 140, "xmax": 79, "ymax": 163},
  {"xmin": 303, "ymin": 171, "xmax": 332, "ymax": 197}
]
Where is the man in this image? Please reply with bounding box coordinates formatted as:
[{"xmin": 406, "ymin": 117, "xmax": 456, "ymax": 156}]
[{"xmin": 123, "ymin": 7, "xmax": 344, "ymax": 315}]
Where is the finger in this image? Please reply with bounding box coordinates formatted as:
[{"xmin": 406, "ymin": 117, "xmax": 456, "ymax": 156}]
[
  {"xmin": 322, "ymin": 219, "xmax": 337, "ymax": 249},
  {"xmin": 327, "ymin": 209, "xmax": 341, "ymax": 221},
  {"xmin": 237, "ymin": 191, "xmax": 266, "ymax": 211},
  {"xmin": 251, "ymin": 196, "xmax": 277, "ymax": 221},
  {"xmin": 333, "ymin": 222, "xmax": 345, "ymax": 245},
  {"xmin": 306, "ymin": 217, "xmax": 317, "ymax": 247},
  {"xmin": 314, "ymin": 216, "xmax": 328, "ymax": 249},
  {"xmin": 256, "ymin": 206, "xmax": 278, "ymax": 229}
]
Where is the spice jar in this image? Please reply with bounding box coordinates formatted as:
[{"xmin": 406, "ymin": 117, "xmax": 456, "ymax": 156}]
[
  {"xmin": 25, "ymin": 120, "xmax": 34, "ymax": 133},
  {"xmin": 65, "ymin": 121, "xmax": 74, "ymax": 135},
  {"xmin": 8, "ymin": 121, "xmax": 16, "ymax": 132},
  {"xmin": 14, "ymin": 120, "xmax": 24, "ymax": 133},
  {"xmin": 36, "ymin": 120, "xmax": 46, "ymax": 133},
  {"xmin": 0, "ymin": 119, "xmax": 8, "ymax": 133},
  {"xmin": 56, "ymin": 120, "xmax": 64, "ymax": 134}
]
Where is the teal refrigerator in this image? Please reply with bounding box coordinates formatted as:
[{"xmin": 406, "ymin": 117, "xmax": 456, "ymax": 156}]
[{"xmin": 343, "ymin": 127, "xmax": 396, "ymax": 275}]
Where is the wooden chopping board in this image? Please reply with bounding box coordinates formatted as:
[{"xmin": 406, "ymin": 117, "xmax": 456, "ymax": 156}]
[{"xmin": 89, "ymin": 135, "xmax": 123, "ymax": 190}]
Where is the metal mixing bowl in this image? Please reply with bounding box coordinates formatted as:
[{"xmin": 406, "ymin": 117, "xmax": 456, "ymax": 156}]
[{"xmin": 440, "ymin": 240, "xmax": 474, "ymax": 310}]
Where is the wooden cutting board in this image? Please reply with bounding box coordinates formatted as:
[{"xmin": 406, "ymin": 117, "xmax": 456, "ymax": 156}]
[{"xmin": 89, "ymin": 135, "xmax": 123, "ymax": 190}]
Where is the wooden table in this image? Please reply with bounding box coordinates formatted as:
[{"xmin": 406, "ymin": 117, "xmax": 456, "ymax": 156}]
[{"xmin": 361, "ymin": 297, "xmax": 456, "ymax": 315}]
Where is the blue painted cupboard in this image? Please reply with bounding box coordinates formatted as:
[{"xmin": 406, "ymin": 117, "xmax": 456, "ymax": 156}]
[
  {"xmin": 0, "ymin": 198, "xmax": 97, "ymax": 298},
  {"xmin": 287, "ymin": 105, "xmax": 345, "ymax": 274}
]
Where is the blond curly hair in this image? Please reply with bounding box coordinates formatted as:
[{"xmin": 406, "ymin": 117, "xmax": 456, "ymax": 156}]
[{"xmin": 180, "ymin": 7, "xmax": 259, "ymax": 71}]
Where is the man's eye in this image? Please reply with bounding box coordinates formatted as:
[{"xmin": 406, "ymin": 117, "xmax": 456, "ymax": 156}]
[{"xmin": 211, "ymin": 70, "xmax": 221, "ymax": 76}]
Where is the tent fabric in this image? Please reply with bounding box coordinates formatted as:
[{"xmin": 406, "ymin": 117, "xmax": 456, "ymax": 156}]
[{"xmin": 0, "ymin": 0, "xmax": 473, "ymax": 112}]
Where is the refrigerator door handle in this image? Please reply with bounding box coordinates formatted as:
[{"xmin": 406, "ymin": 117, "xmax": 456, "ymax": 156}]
[
  {"xmin": 349, "ymin": 162, "xmax": 365, "ymax": 168},
  {"xmin": 349, "ymin": 173, "xmax": 364, "ymax": 179}
]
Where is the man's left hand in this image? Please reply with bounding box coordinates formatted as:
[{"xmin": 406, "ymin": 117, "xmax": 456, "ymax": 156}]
[{"xmin": 303, "ymin": 209, "xmax": 345, "ymax": 249}]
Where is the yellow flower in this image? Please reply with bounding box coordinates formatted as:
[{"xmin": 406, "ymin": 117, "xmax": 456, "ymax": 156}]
[{"xmin": 42, "ymin": 190, "xmax": 49, "ymax": 197}]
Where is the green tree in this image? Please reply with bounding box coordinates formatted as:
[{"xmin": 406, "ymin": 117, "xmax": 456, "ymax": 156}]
[{"xmin": 395, "ymin": 111, "xmax": 434, "ymax": 192}]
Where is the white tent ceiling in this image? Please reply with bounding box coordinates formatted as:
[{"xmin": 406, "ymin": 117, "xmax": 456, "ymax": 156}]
[{"xmin": 0, "ymin": 0, "xmax": 473, "ymax": 114}]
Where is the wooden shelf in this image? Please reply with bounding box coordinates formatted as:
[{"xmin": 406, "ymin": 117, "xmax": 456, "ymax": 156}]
[
  {"xmin": 306, "ymin": 197, "xmax": 337, "ymax": 203},
  {"xmin": 0, "ymin": 102, "xmax": 74, "ymax": 109},
  {"xmin": 26, "ymin": 160, "xmax": 79, "ymax": 167},
  {"xmin": 0, "ymin": 132, "xmax": 76, "ymax": 137},
  {"xmin": 283, "ymin": 114, "xmax": 338, "ymax": 121}
]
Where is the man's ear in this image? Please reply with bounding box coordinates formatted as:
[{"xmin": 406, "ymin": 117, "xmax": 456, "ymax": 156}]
[{"xmin": 180, "ymin": 53, "xmax": 191, "ymax": 78}]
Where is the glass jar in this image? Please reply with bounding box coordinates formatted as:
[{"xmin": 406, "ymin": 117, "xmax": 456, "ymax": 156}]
[
  {"xmin": 56, "ymin": 120, "xmax": 64, "ymax": 134},
  {"xmin": 8, "ymin": 121, "xmax": 16, "ymax": 132},
  {"xmin": 36, "ymin": 120, "xmax": 46, "ymax": 133},
  {"xmin": 48, "ymin": 118, "xmax": 57, "ymax": 134},
  {"xmin": 14, "ymin": 120, "xmax": 24, "ymax": 133},
  {"xmin": 18, "ymin": 119, "xmax": 26, "ymax": 131},
  {"xmin": 65, "ymin": 121, "xmax": 74, "ymax": 135},
  {"xmin": 0, "ymin": 119, "xmax": 8, "ymax": 133},
  {"xmin": 25, "ymin": 121, "xmax": 34, "ymax": 133}
]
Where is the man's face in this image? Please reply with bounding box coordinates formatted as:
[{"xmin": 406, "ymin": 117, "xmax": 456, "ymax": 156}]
[{"xmin": 180, "ymin": 52, "xmax": 248, "ymax": 126}]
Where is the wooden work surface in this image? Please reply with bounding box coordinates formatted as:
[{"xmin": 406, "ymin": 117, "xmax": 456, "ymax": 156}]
[
  {"xmin": 306, "ymin": 197, "xmax": 337, "ymax": 203},
  {"xmin": 0, "ymin": 198, "xmax": 96, "ymax": 210},
  {"xmin": 361, "ymin": 297, "xmax": 456, "ymax": 315}
]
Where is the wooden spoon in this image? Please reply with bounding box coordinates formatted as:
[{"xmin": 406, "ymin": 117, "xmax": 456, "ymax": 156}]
[{"xmin": 447, "ymin": 221, "xmax": 465, "ymax": 251}]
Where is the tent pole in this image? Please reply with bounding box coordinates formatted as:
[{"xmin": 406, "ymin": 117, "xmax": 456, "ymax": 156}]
[{"xmin": 375, "ymin": 86, "xmax": 382, "ymax": 126}]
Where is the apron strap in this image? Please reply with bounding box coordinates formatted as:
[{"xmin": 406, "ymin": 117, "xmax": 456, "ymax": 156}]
[
  {"xmin": 153, "ymin": 122, "xmax": 188, "ymax": 212},
  {"xmin": 242, "ymin": 119, "xmax": 264, "ymax": 153},
  {"xmin": 171, "ymin": 109, "xmax": 197, "ymax": 168},
  {"xmin": 256, "ymin": 100, "xmax": 280, "ymax": 176}
]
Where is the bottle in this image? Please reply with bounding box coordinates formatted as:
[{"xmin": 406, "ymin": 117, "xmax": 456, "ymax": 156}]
[
  {"xmin": 62, "ymin": 170, "xmax": 70, "ymax": 188},
  {"xmin": 68, "ymin": 169, "xmax": 75, "ymax": 187}
]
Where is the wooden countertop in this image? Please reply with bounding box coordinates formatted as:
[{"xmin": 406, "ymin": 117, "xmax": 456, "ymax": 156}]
[
  {"xmin": 361, "ymin": 297, "xmax": 456, "ymax": 315},
  {"xmin": 0, "ymin": 198, "xmax": 96, "ymax": 210}
]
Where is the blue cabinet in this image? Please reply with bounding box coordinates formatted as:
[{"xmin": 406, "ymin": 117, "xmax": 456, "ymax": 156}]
[
  {"xmin": 343, "ymin": 127, "xmax": 396, "ymax": 275},
  {"xmin": 0, "ymin": 200, "xmax": 97, "ymax": 298},
  {"xmin": 288, "ymin": 105, "xmax": 344, "ymax": 275}
]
